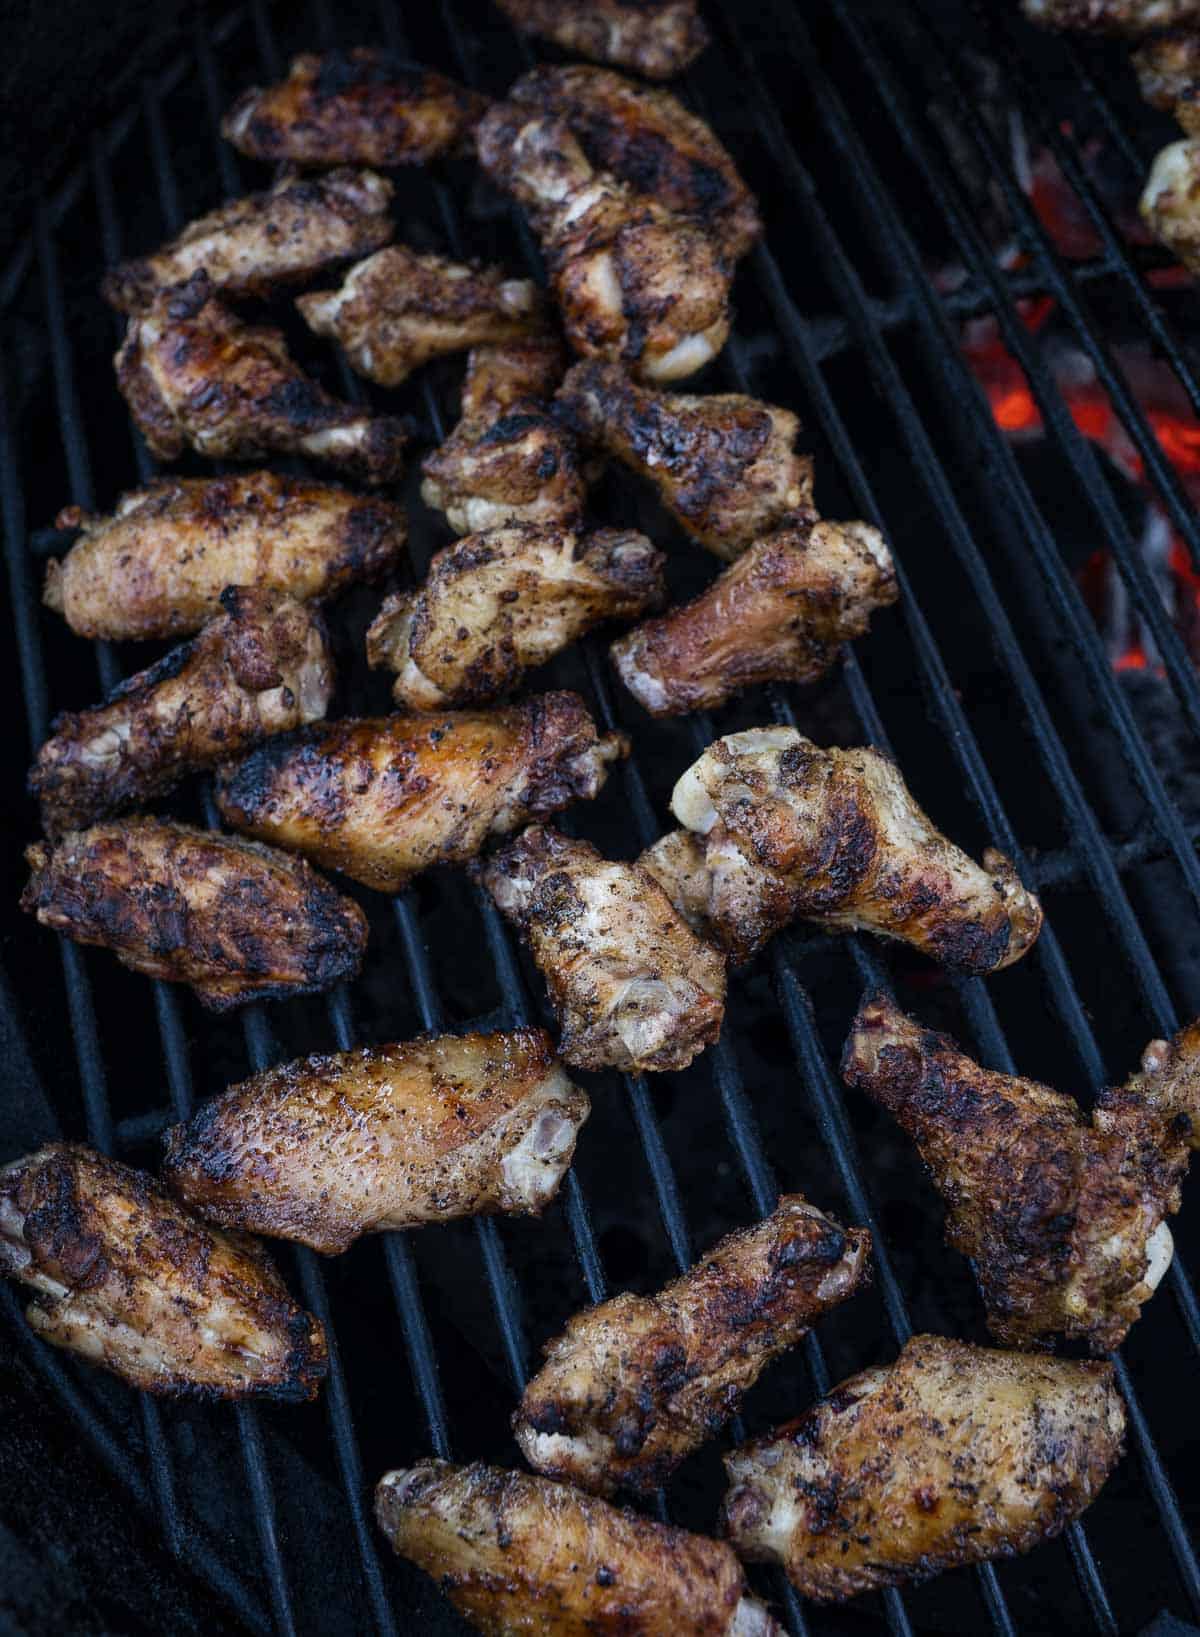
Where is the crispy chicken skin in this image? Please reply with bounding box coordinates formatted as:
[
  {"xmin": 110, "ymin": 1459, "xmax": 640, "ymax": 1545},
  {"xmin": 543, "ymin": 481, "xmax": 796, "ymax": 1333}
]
[
  {"xmin": 493, "ymin": 0, "xmax": 711, "ymax": 79},
  {"xmin": 479, "ymin": 825, "xmax": 727, "ymax": 1074},
  {"xmin": 477, "ymin": 106, "xmax": 732, "ymax": 382},
  {"xmin": 222, "ymin": 50, "xmax": 488, "ymax": 167},
  {"xmin": 1135, "ymin": 29, "xmax": 1200, "ymax": 132},
  {"xmin": 509, "ymin": 65, "xmax": 760, "ymax": 261},
  {"xmin": 1022, "ymin": 0, "xmax": 1200, "ymax": 30},
  {"xmin": 375, "ymin": 1460, "xmax": 782, "ymax": 1637},
  {"xmin": 842, "ymin": 995, "xmax": 1200, "ymax": 1351},
  {"xmin": 45, "ymin": 471, "xmax": 407, "ymax": 642},
  {"xmin": 646, "ymin": 727, "xmax": 1043, "ymax": 971},
  {"xmin": 101, "ymin": 170, "xmax": 395, "ymax": 314},
  {"xmin": 21, "ymin": 818, "xmax": 367, "ymax": 1011},
  {"xmin": 297, "ymin": 246, "xmax": 545, "ymax": 388},
  {"xmin": 30, "ymin": 590, "xmax": 333, "ymax": 837},
  {"xmin": 115, "ymin": 272, "xmax": 407, "ymax": 484},
  {"xmin": 557, "ymin": 362, "xmax": 813, "ymax": 559},
  {"xmin": 611, "ymin": 518, "xmax": 898, "ymax": 716},
  {"xmin": 0, "ymin": 1144, "xmax": 327, "ymax": 1400},
  {"xmin": 516, "ymin": 1196, "xmax": 869, "ymax": 1496},
  {"xmin": 163, "ymin": 1030, "xmax": 589, "ymax": 1255},
  {"xmin": 1141, "ymin": 138, "xmax": 1200, "ymax": 272},
  {"xmin": 721, "ymin": 1335, "xmax": 1124, "ymax": 1601},
  {"xmin": 365, "ymin": 523, "xmax": 665, "ymax": 711},
  {"xmin": 215, "ymin": 692, "xmax": 628, "ymax": 892}
]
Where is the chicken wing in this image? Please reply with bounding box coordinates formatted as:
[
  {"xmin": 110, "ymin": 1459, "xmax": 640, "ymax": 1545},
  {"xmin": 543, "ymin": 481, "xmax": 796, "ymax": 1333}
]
[
  {"xmin": 115, "ymin": 272, "xmax": 407, "ymax": 484},
  {"xmin": 297, "ymin": 246, "xmax": 545, "ymax": 388},
  {"xmin": 22, "ymin": 818, "xmax": 367, "ymax": 1011},
  {"xmin": 1022, "ymin": 0, "xmax": 1200, "ymax": 31},
  {"xmin": 365, "ymin": 523, "xmax": 664, "ymax": 711},
  {"xmin": 30, "ymin": 589, "xmax": 333, "ymax": 837},
  {"xmin": 222, "ymin": 50, "xmax": 488, "ymax": 167},
  {"xmin": 509, "ymin": 65, "xmax": 760, "ymax": 260},
  {"xmin": 101, "ymin": 170, "xmax": 395, "ymax": 314},
  {"xmin": 516, "ymin": 1196, "xmax": 869, "ymax": 1496},
  {"xmin": 478, "ymin": 824, "xmax": 726, "ymax": 1074},
  {"xmin": 842, "ymin": 994, "xmax": 1200, "ymax": 1351},
  {"xmin": 645, "ymin": 727, "xmax": 1043, "ymax": 971},
  {"xmin": 45, "ymin": 471, "xmax": 407, "ymax": 642},
  {"xmin": 215, "ymin": 692, "xmax": 627, "ymax": 892},
  {"xmin": 1141, "ymin": 138, "xmax": 1200, "ymax": 273},
  {"xmin": 1135, "ymin": 29, "xmax": 1200, "ymax": 132},
  {"xmin": 611, "ymin": 518, "xmax": 897, "ymax": 716},
  {"xmin": 476, "ymin": 106, "xmax": 731, "ymax": 382},
  {"xmin": 163, "ymin": 1029, "xmax": 589, "ymax": 1255},
  {"xmin": 0, "ymin": 1144, "xmax": 327, "ymax": 1400},
  {"xmin": 421, "ymin": 337, "xmax": 589, "ymax": 534},
  {"xmin": 493, "ymin": 0, "xmax": 711, "ymax": 79},
  {"xmin": 375, "ymin": 1460, "xmax": 781, "ymax": 1637},
  {"xmin": 556, "ymin": 362, "xmax": 813, "ymax": 558},
  {"xmin": 722, "ymin": 1334, "xmax": 1124, "ymax": 1601}
]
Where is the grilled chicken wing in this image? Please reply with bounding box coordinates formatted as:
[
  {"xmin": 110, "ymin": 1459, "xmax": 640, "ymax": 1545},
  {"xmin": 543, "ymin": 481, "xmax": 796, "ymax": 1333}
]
[
  {"xmin": 516, "ymin": 1196, "xmax": 869, "ymax": 1496},
  {"xmin": 22, "ymin": 818, "xmax": 367, "ymax": 1011},
  {"xmin": 376, "ymin": 1460, "xmax": 781, "ymax": 1637},
  {"xmin": 421, "ymin": 337, "xmax": 588, "ymax": 534},
  {"xmin": 611, "ymin": 518, "xmax": 897, "ymax": 716},
  {"xmin": 0, "ymin": 1144, "xmax": 327, "ymax": 1400},
  {"xmin": 222, "ymin": 50, "xmax": 488, "ymax": 167},
  {"xmin": 842, "ymin": 994, "xmax": 1200, "ymax": 1350},
  {"xmin": 644, "ymin": 727, "xmax": 1043, "ymax": 971},
  {"xmin": 721, "ymin": 1334, "xmax": 1124, "ymax": 1601},
  {"xmin": 115, "ymin": 272, "xmax": 407, "ymax": 483},
  {"xmin": 30, "ymin": 589, "xmax": 332, "ymax": 837},
  {"xmin": 102, "ymin": 170, "xmax": 394, "ymax": 314},
  {"xmin": 1135, "ymin": 29, "xmax": 1200, "ymax": 131},
  {"xmin": 1141, "ymin": 138, "xmax": 1200, "ymax": 272},
  {"xmin": 45, "ymin": 471, "xmax": 407, "ymax": 642},
  {"xmin": 1022, "ymin": 0, "xmax": 1200, "ymax": 31},
  {"xmin": 479, "ymin": 824, "xmax": 726, "ymax": 1074},
  {"xmin": 297, "ymin": 246, "xmax": 544, "ymax": 388},
  {"xmin": 365, "ymin": 523, "xmax": 664, "ymax": 711},
  {"xmin": 509, "ymin": 65, "xmax": 760, "ymax": 260},
  {"xmin": 556, "ymin": 363, "xmax": 813, "ymax": 558},
  {"xmin": 493, "ymin": 0, "xmax": 711, "ymax": 79},
  {"xmin": 215, "ymin": 692, "xmax": 627, "ymax": 892},
  {"xmin": 477, "ymin": 106, "xmax": 731, "ymax": 382},
  {"xmin": 163, "ymin": 1029, "xmax": 588, "ymax": 1255}
]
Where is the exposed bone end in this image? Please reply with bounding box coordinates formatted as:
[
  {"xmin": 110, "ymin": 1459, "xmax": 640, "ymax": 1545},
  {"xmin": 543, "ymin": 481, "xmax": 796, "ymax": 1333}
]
[
  {"xmin": 1142, "ymin": 138, "xmax": 1200, "ymax": 222},
  {"xmin": 729, "ymin": 1593, "xmax": 786, "ymax": 1637},
  {"xmin": 499, "ymin": 1082, "xmax": 590, "ymax": 1214},
  {"xmin": 980, "ymin": 848, "xmax": 1044, "ymax": 970},
  {"xmin": 643, "ymin": 323, "xmax": 725, "ymax": 384}
]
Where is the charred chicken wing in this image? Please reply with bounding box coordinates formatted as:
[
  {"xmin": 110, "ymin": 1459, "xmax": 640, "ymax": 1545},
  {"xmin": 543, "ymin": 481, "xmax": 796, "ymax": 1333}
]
[
  {"xmin": 0, "ymin": 1144, "xmax": 327, "ymax": 1400},
  {"xmin": 1141, "ymin": 138, "xmax": 1200, "ymax": 273},
  {"xmin": 1022, "ymin": 0, "xmax": 1200, "ymax": 31},
  {"xmin": 479, "ymin": 824, "xmax": 726, "ymax": 1074},
  {"xmin": 22, "ymin": 818, "xmax": 367, "ymax": 1011},
  {"xmin": 493, "ymin": 0, "xmax": 711, "ymax": 79},
  {"xmin": 842, "ymin": 994, "xmax": 1200, "ymax": 1351},
  {"xmin": 375, "ymin": 1460, "xmax": 782, "ymax": 1636},
  {"xmin": 721, "ymin": 1334, "xmax": 1125, "ymax": 1601},
  {"xmin": 516, "ymin": 1196, "xmax": 869, "ymax": 1496},
  {"xmin": 115, "ymin": 272, "xmax": 407, "ymax": 483},
  {"xmin": 1135, "ymin": 28, "xmax": 1200, "ymax": 132},
  {"xmin": 30, "ymin": 588, "xmax": 333, "ymax": 837}
]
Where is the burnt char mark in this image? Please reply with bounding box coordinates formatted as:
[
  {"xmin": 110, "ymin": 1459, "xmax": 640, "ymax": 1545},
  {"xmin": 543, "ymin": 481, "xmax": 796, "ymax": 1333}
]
[
  {"xmin": 264, "ymin": 377, "xmax": 341, "ymax": 431},
  {"xmin": 925, "ymin": 914, "xmax": 1012, "ymax": 977},
  {"xmin": 215, "ymin": 725, "xmax": 323, "ymax": 820},
  {"xmin": 313, "ymin": 49, "xmax": 423, "ymax": 100},
  {"xmin": 479, "ymin": 411, "xmax": 553, "ymax": 447},
  {"xmin": 99, "ymin": 637, "xmax": 194, "ymax": 705},
  {"xmin": 339, "ymin": 498, "xmax": 407, "ymax": 578}
]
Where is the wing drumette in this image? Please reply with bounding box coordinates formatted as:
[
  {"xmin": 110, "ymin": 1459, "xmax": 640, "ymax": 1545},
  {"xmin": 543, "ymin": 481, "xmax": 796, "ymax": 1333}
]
[
  {"xmin": 1022, "ymin": 0, "xmax": 1200, "ymax": 32},
  {"xmin": 492, "ymin": 0, "xmax": 711, "ymax": 79},
  {"xmin": 1135, "ymin": 29, "xmax": 1200, "ymax": 132}
]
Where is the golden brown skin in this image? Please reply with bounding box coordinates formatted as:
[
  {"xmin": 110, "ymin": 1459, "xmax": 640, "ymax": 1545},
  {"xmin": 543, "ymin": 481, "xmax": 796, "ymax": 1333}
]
[
  {"xmin": 477, "ymin": 106, "xmax": 731, "ymax": 383},
  {"xmin": 222, "ymin": 50, "xmax": 488, "ymax": 167},
  {"xmin": 493, "ymin": 0, "xmax": 711, "ymax": 79},
  {"xmin": 365, "ymin": 523, "xmax": 665, "ymax": 711},
  {"xmin": 30, "ymin": 590, "xmax": 333, "ymax": 837},
  {"xmin": 1022, "ymin": 0, "xmax": 1200, "ymax": 30},
  {"xmin": 479, "ymin": 824, "xmax": 727, "ymax": 1074},
  {"xmin": 516, "ymin": 1196, "xmax": 870, "ymax": 1496},
  {"xmin": 1135, "ymin": 29, "xmax": 1200, "ymax": 132},
  {"xmin": 721, "ymin": 1335, "xmax": 1125, "ymax": 1601},
  {"xmin": 611, "ymin": 518, "xmax": 898, "ymax": 716},
  {"xmin": 115, "ymin": 272, "xmax": 407, "ymax": 484},
  {"xmin": 0, "ymin": 1144, "xmax": 327, "ymax": 1401},
  {"xmin": 842, "ymin": 995, "xmax": 1200, "ymax": 1351},
  {"xmin": 375, "ymin": 1460, "xmax": 782, "ymax": 1637},
  {"xmin": 509, "ymin": 65, "xmax": 760, "ymax": 260},
  {"xmin": 215, "ymin": 692, "xmax": 628, "ymax": 893},
  {"xmin": 163, "ymin": 1029, "xmax": 589, "ymax": 1256},
  {"xmin": 557, "ymin": 362, "xmax": 814, "ymax": 558},
  {"xmin": 44, "ymin": 472, "xmax": 407, "ymax": 642},
  {"xmin": 1141, "ymin": 138, "xmax": 1200, "ymax": 273},
  {"xmin": 297, "ymin": 246, "xmax": 545, "ymax": 389},
  {"xmin": 647, "ymin": 727, "xmax": 1043, "ymax": 971},
  {"xmin": 101, "ymin": 170, "xmax": 395, "ymax": 314},
  {"xmin": 21, "ymin": 818, "xmax": 367, "ymax": 1012}
]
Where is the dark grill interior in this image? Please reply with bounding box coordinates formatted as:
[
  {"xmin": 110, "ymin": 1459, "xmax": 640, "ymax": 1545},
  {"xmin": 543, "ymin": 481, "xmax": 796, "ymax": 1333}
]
[{"xmin": 4, "ymin": 0, "xmax": 1200, "ymax": 1632}]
